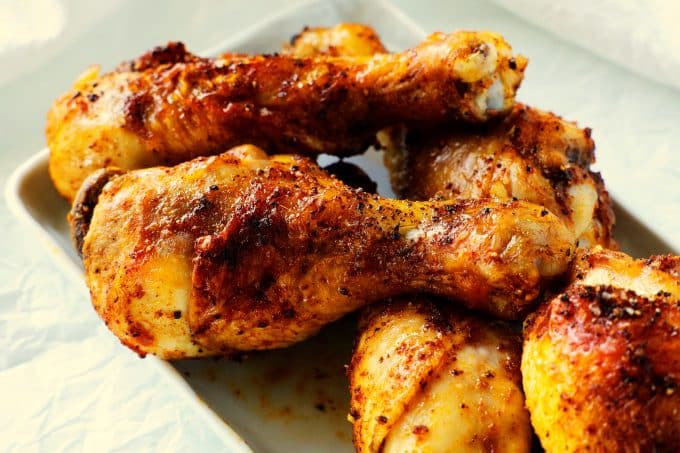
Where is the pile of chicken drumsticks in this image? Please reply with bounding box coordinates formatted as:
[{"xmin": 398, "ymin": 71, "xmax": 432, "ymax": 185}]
[{"xmin": 47, "ymin": 24, "xmax": 679, "ymax": 452}]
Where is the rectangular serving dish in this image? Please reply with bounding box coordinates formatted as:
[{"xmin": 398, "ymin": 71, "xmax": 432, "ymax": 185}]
[{"xmin": 5, "ymin": 0, "xmax": 676, "ymax": 451}]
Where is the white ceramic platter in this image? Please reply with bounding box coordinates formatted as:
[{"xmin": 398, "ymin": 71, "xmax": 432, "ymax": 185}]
[{"xmin": 5, "ymin": 0, "xmax": 676, "ymax": 451}]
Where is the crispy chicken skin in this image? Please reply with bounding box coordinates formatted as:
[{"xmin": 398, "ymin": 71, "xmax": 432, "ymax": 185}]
[
  {"xmin": 349, "ymin": 299, "xmax": 531, "ymax": 453},
  {"xmin": 570, "ymin": 247, "xmax": 680, "ymax": 297},
  {"xmin": 294, "ymin": 25, "xmax": 534, "ymax": 452},
  {"xmin": 283, "ymin": 23, "xmax": 387, "ymax": 57},
  {"xmin": 72, "ymin": 145, "xmax": 573, "ymax": 358},
  {"xmin": 381, "ymin": 104, "xmax": 615, "ymax": 249},
  {"xmin": 47, "ymin": 31, "xmax": 526, "ymax": 202},
  {"xmin": 522, "ymin": 248, "xmax": 680, "ymax": 452}
]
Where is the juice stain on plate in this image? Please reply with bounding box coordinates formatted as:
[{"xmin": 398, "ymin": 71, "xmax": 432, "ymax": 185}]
[{"xmin": 173, "ymin": 315, "xmax": 357, "ymax": 444}]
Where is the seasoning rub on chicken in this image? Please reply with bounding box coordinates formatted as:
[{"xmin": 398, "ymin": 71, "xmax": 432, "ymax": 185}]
[
  {"xmin": 349, "ymin": 299, "xmax": 531, "ymax": 453},
  {"xmin": 381, "ymin": 103, "xmax": 615, "ymax": 249},
  {"xmin": 287, "ymin": 24, "xmax": 536, "ymax": 453},
  {"xmin": 71, "ymin": 145, "xmax": 573, "ymax": 358},
  {"xmin": 47, "ymin": 30, "xmax": 527, "ymax": 201},
  {"xmin": 522, "ymin": 248, "xmax": 680, "ymax": 452}
]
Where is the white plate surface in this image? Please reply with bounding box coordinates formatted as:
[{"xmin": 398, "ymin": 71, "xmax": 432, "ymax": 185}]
[{"xmin": 5, "ymin": 0, "xmax": 677, "ymax": 451}]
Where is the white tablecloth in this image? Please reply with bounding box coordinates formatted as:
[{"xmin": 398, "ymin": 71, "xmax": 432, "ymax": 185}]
[{"xmin": 1, "ymin": 1, "xmax": 678, "ymax": 451}]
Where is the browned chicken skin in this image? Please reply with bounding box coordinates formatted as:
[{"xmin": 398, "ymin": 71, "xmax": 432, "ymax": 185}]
[
  {"xmin": 523, "ymin": 248, "xmax": 680, "ymax": 452},
  {"xmin": 349, "ymin": 299, "xmax": 531, "ymax": 453},
  {"xmin": 289, "ymin": 25, "xmax": 535, "ymax": 452},
  {"xmin": 290, "ymin": 26, "xmax": 614, "ymax": 252},
  {"xmin": 57, "ymin": 22, "xmax": 678, "ymax": 452},
  {"xmin": 297, "ymin": 27, "xmax": 676, "ymax": 452},
  {"xmin": 284, "ymin": 23, "xmax": 387, "ymax": 57},
  {"xmin": 47, "ymin": 30, "xmax": 527, "ymax": 201},
  {"xmin": 381, "ymin": 104, "xmax": 615, "ymax": 249},
  {"xmin": 73, "ymin": 145, "xmax": 573, "ymax": 358}
]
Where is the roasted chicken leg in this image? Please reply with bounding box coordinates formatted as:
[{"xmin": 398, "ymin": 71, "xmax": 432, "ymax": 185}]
[
  {"xmin": 522, "ymin": 248, "xmax": 680, "ymax": 452},
  {"xmin": 349, "ymin": 299, "xmax": 531, "ymax": 453},
  {"xmin": 48, "ymin": 30, "xmax": 527, "ymax": 201},
  {"xmin": 381, "ymin": 104, "xmax": 615, "ymax": 249},
  {"xmin": 72, "ymin": 145, "xmax": 573, "ymax": 358},
  {"xmin": 288, "ymin": 25, "xmax": 535, "ymax": 452}
]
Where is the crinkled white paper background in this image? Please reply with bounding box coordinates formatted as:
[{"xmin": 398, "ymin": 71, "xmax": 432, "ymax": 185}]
[
  {"xmin": 491, "ymin": 0, "xmax": 680, "ymax": 93},
  {"xmin": 1, "ymin": 0, "xmax": 679, "ymax": 451}
]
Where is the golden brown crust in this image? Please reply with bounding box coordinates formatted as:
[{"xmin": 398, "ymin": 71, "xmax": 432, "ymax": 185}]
[
  {"xmin": 523, "ymin": 249, "xmax": 680, "ymax": 452},
  {"xmin": 284, "ymin": 24, "xmax": 387, "ymax": 57},
  {"xmin": 47, "ymin": 31, "xmax": 526, "ymax": 201},
  {"xmin": 79, "ymin": 145, "xmax": 574, "ymax": 357},
  {"xmin": 290, "ymin": 26, "xmax": 530, "ymax": 452},
  {"xmin": 381, "ymin": 103, "xmax": 616, "ymax": 249},
  {"xmin": 350, "ymin": 299, "xmax": 530, "ymax": 452},
  {"xmin": 287, "ymin": 26, "xmax": 380, "ymax": 194},
  {"xmin": 115, "ymin": 41, "xmax": 200, "ymax": 72},
  {"xmin": 524, "ymin": 284, "xmax": 680, "ymax": 452},
  {"xmin": 646, "ymin": 254, "xmax": 680, "ymax": 279},
  {"xmin": 571, "ymin": 247, "xmax": 680, "ymax": 300}
]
